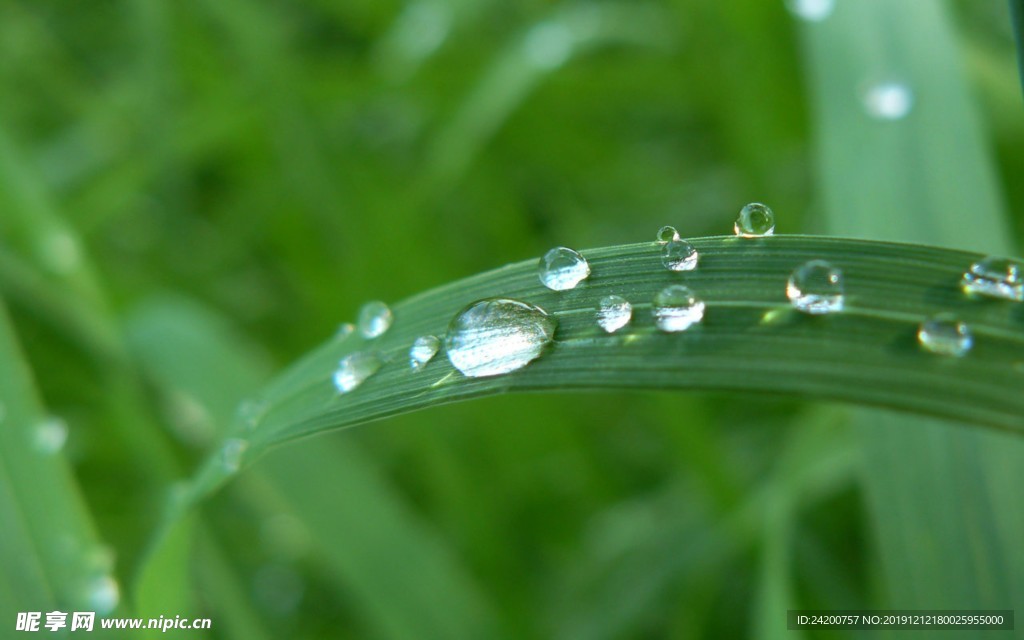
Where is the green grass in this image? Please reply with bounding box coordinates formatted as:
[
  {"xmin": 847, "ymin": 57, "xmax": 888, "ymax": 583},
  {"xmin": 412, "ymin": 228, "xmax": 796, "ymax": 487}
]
[{"xmin": 1, "ymin": 0, "xmax": 1023, "ymax": 638}]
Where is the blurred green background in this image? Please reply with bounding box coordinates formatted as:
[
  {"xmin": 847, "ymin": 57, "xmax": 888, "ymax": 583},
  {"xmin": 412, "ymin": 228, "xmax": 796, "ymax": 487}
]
[{"xmin": 1, "ymin": 0, "xmax": 1023, "ymax": 638}]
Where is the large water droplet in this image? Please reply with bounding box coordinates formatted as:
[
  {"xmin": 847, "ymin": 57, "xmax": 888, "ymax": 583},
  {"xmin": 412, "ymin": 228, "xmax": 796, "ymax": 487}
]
[
  {"xmin": 662, "ymin": 239, "xmax": 699, "ymax": 272},
  {"xmin": 960, "ymin": 256, "xmax": 1023, "ymax": 302},
  {"xmin": 785, "ymin": 0, "xmax": 834, "ymax": 22},
  {"xmin": 653, "ymin": 285, "xmax": 705, "ymax": 332},
  {"xmin": 358, "ymin": 301, "xmax": 393, "ymax": 338},
  {"xmin": 787, "ymin": 260, "xmax": 844, "ymax": 314},
  {"xmin": 657, "ymin": 225, "xmax": 680, "ymax": 243},
  {"xmin": 220, "ymin": 438, "xmax": 249, "ymax": 473},
  {"xmin": 445, "ymin": 298, "xmax": 556, "ymax": 377},
  {"xmin": 596, "ymin": 295, "xmax": 632, "ymax": 333},
  {"xmin": 333, "ymin": 351, "xmax": 383, "ymax": 392},
  {"xmin": 409, "ymin": 335, "xmax": 441, "ymax": 371},
  {"xmin": 917, "ymin": 314, "xmax": 973, "ymax": 357},
  {"xmin": 33, "ymin": 416, "xmax": 68, "ymax": 455},
  {"xmin": 734, "ymin": 202, "xmax": 775, "ymax": 237},
  {"xmin": 863, "ymin": 81, "xmax": 913, "ymax": 120},
  {"xmin": 539, "ymin": 246, "xmax": 590, "ymax": 291}
]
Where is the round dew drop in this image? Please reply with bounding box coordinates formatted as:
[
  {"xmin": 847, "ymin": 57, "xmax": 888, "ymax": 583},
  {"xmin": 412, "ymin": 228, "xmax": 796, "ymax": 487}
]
[
  {"xmin": 657, "ymin": 225, "xmax": 681, "ymax": 243},
  {"xmin": 596, "ymin": 295, "xmax": 632, "ymax": 333},
  {"xmin": 445, "ymin": 298, "xmax": 556, "ymax": 377},
  {"xmin": 653, "ymin": 285, "xmax": 705, "ymax": 332},
  {"xmin": 787, "ymin": 260, "xmax": 845, "ymax": 314},
  {"xmin": 333, "ymin": 351, "xmax": 383, "ymax": 393},
  {"xmin": 33, "ymin": 416, "xmax": 69, "ymax": 455},
  {"xmin": 539, "ymin": 246, "xmax": 590, "ymax": 291},
  {"xmin": 409, "ymin": 335, "xmax": 441, "ymax": 371},
  {"xmin": 358, "ymin": 301, "xmax": 393, "ymax": 339},
  {"xmin": 662, "ymin": 239, "xmax": 699, "ymax": 272},
  {"xmin": 917, "ymin": 315, "xmax": 973, "ymax": 357},
  {"xmin": 785, "ymin": 0, "xmax": 834, "ymax": 22},
  {"xmin": 734, "ymin": 203, "xmax": 775, "ymax": 237},
  {"xmin": 960, "ymin": 256, "xmax": 1023, "ymax": 302},
  {"xmin": 862, "ymin": 82, "xmax": 913, "ymax": 120}
]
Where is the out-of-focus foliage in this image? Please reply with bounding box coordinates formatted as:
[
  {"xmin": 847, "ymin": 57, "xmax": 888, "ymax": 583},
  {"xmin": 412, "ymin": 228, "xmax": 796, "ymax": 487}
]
[{"xmin": 0, "ymin": 0, "xmax": 1021, "ymax": 638}]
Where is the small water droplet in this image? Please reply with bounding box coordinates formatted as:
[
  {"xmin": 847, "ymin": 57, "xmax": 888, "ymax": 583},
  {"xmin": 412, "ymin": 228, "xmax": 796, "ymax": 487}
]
[
  {"xmin": 734, "ymin": 202, "xmax": 775, "ymax": 237},
  {"xmin": 661, "ymin": 239, "xmax": 699, "ymax": 272},
  {"xmin": 237, "ymin": 398, "xmax": 268, "ymax": 431},
  {"xmin": 523, "ymin": 21, "xmax": 572, "ymax": 70},
  {"xmin": 446, "ymin": 298, "xmax": 556, "ymax": 377},
  {"xmin": 335, "ymin": 322, "xmax": 355, "ymax": 339},
  {"xmin": 358, "ymin": 301, "xmax": 393, "ymax": 339},
  {"xmin": 653, "ymin": 285, "xmax": 705, "ymax": 332},
  {"xmin": 787, "ymin": 260, "xmax": 845, "ymax": 314},
  {"xmin": 863, "ymin": 81, "xmax": 913, "ymax": 120},
  {"xmin": 785, "ymin": 0, "xmax": 834, "ymax": 22},
  {"xmin": 83, "ymin": 574, "xmax": 120, "ymax": 615},
  {"xmin": 39, "ymin": 229, "xmax": 82, "ymax": 275},
  {"xmin": 596, "ymin": 295, "xmax": 632, "ymax": 333},
  {"xmin": 539, "ymin": 246, "xmax": 590, "ymax": 291},
  {"xmin": 409, "ymin": 335, "xmax": 441, "ymax": 371},
  {"xmin": 917, "ymin": 314, "xmax": 973, "ymax": 357},
  {"xmin": 960, "ymin": 256, "xmax": 1023, "ymax": 302},
  {"xmin": 333, "ymin": 351, "xmax": 383, "ymax": 392},
  {"xmin": 656, "ymin": 225, "xmax": 680, "ymax": 243},
  {"xmin": 33, "ymin": 416, "xmax": 68, "ymax": 455},
  {"xmin": 220, "ymin": 438, "xmax": 249, "ymax": 474}
]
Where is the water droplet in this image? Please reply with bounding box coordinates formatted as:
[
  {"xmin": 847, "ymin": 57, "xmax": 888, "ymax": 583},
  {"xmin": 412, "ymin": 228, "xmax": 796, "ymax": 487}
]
[
  {"xmin": 220, "ymin": 438, "xmax": 249, "ymax": 474},
  {"xmin": 409, "ymin": 335, "xmax": 441, "ymax": 371},
  {"xmin": 33, "ymin": 416, "xmax": 68, "ymax": 455},
  {"xmin": 653, "ymin": 285, "xmax": 705, "ymax": 332},
  {"xmin": 661, "ymin": 239, "xmax": 699, "ymax": 272},
  {"xmin": 335, "ymin": 322, "xmax": 355, "ymax": 339},
  {"xmin": 785, "ymin": 0, "xmax": 834, "ymax": 22},
  {"xmin": 917, "ymin": 315, "xmax": 973, "ymax": 357},
  {"xmin": 787, "ymin": 260, "xmax": 845, "ymax": 314},
  {"xmin": 657, "ymin": 225, "xmax": 680, "ymax": 243},
  {"xmin": 960, "ymin": 256, "xmax": 1023, "ymax": 302},
  {"xmin": 333, "ymin": 351, "xmax": 383, "ymax": 392},
  {"xmin": 863, "ymin": 81, "xmax": 913, "ymax": 120},
  {"xmin": 734, "ymin": 202, "xmax": 775, "ymax": 237},
  {"xmin": 523, "ymin": 21, "xmax": 572, "ymax": 70},
  {"xmin": 539, "ymin": 246, "xmax": 590, "ymax": 291},
  {"xmin": 445, "ymin": 298, "xmax": 556, "ymax": 377},
  {"xmin": 38, "ymin": 229, "xmax": 82, "ymax": 275},
  {"xmin": 237, "ymin": 398, "xmax": 268, "ymax": 431},
  {"xmin": 358, "ymin": 301, "xmax": 393, "ymax": 339},
  {"xmin": 596, "ymin": 295, "xmax": 632, "ymax": 333},
  {"xmin": 83, "ymin": 574, "xmax": 120, "ymax": 615}
]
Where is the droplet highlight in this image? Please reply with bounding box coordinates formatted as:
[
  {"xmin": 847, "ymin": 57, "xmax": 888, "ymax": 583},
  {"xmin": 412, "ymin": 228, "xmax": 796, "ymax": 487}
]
[
  {"xmin": 656, "ymin": 225, "xmax": 680, "ymax": 243},
  {"xmin": 33, "ymin": 416, "xmax": 69, "ymax": 455},
  {"xmin": 661, "ymin": 239, "xmax": 699, "ymax": 272},
  {"xmin": 734, "ymin": 202, "xmax": 775, "ymax": 237},
  {"xmin": 333, "ymin": 351, "xmax": 383, "ymax": 393},
  {"xmin": 220, "ymin": 438, "xmax": 249, "ymax": 474},
  {"xmin": 596, "ymin": 295, "xmax": 632, "ymax": 333},
  {"xmin": 917, "ymin": 315, "xmax": 973, "ymax": 357},
  {"xmin": 785, "ymin": 0, "xmax": 834, "ymax": 22},
  {"xmin": 653, "ymin": 285, "xmax": 705, "ymax": 332},
  {"xmin": 83, "ymin": 574, "xmax": 121, "ymax": 615},
  {"xmin": 539, "ymin": 246, "xmax": 590, "ymax": 291},
  {"xmin": 409, "ymin": 335, "xmax": 441, "ymax": 371},
  {"xmin": 960, "ymin": 256, "xmax": 1023, "ymax": 302},
  {"xmin": 445, "ymin": 298, "xmax": 556, "ymax": 377},
  {"xmin": 358, "ymin": 301, "xmax": 393, "ymax": 339},
  {"xmin": 862, "ymin": 82, "xmax": 913, "ymax": 120},
  {"xmin": 787, "ymin": 260, "xmax": 845, "ymax": 314}
]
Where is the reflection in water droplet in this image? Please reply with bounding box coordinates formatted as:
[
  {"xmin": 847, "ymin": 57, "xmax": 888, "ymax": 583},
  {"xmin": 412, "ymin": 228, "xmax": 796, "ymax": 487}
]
[
  {"xmin": 960, "ymin": 256, "xmax": 1023, "ymax": 302},
  {"xmin": 596, "ymin": 295, "xmax": 632, "ymax": 333},
  {"xmin": 657, "ymin": 226, "xmax": 680, "ymax": 243},
  {"xmin": 33, "ymin": 416, "xmax": 68, "ymax": 455},
  {"xmin": 653, "ymin": 285, "xmax": 705, "ymax": 332},
  {"xmin": 787, "ymin": 260, "xmax": 845, "ymax": 314},
  {"xmin": 238, "ymin": 398, "xmax": 268, "ymax": 432},
  {"xmin": 409, "ymin": 335, "xmax": 441, "ymax": 371},
  {"xmin": 863, "ymin": 82, "xmax": 913, "ymax": 120},
  {"xmin": 785, "ymin": 0, "xmax": 834, "ymax": 22},
  {"xmin": 661, "ymin": 239, "xmax": 699, "ymax": 272},
  {"xmin": 917, "ymin": 315, "xmax": 973, "ymax": 357},
  {"xmin": 220, "ymin": 438, "xmax": 249, "ymax": 474},
  {"xmin": 358, "ymin": 301, "xmax": 393, "ymax": 339},
  {"xmin": 446, "ymin": 298, "xmax": 556, "ymax": 377},
  {"xmin": 83, "ymin": 574, "xmax": 121, "ymax": 615},
  {"xmin": 539, "ymin": 247, "xmax": 590, "ymax": 291},
  {"xmin": 333, "ymin": 351, "xmax": 383, "ymax": 393},
  {"xmin": 336, "ymin": 323, "xmax": 355, "ymax": 339},
  {"xmin": 734, "ymin": 202, "xmax": 775, "ymax": 237},
  {"xmin": 523, "ymin": 21, "xmax": 572, "ymax": 69}
]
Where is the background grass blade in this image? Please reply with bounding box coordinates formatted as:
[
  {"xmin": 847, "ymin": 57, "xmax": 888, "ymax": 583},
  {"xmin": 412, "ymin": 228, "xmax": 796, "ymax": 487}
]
[{"xmin": 798, "ymin": 0, "xmax": 1024, "ymax": 625}]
